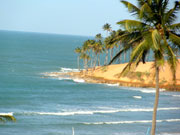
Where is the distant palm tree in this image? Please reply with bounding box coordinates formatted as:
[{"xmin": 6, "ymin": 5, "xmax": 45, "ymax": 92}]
[
  {"xmin": 103, "ymin": 23, "xmax": 112, "ymax": 34},
  {"xmin": 103, "ymin": 23, "xmax": 112, "ymax": 65},
  {"xmin": 86, "ymin": 39, "xmax": 96, "ymax": 68},
  {"xmin": 80, "ymin": 52, "xmax": 90, "ymax": 71},
  {"xmin": 104, "ymin": 29, "xmax": 127, "ymax": 64},
  {"xmin": 110, "ymin": 0, "xmax": 180, "ymax": 134},
  {"xmin": 95, "ymin": 33, "xmax": 104, "ymax": 66},
  {"xmin": 95, "ymin": 33, "xmax": 102, "ymax": 42},
  {"xmin": 74, "ymin": 47, "xmax": 81, "ymax": 71},
  {"xmin": 109, "ymin": 31, "xmax": 116, "ymax": 61},
  {"xmin": 104, "ymin": 37, "xmax": 112, "ymax": 65}
]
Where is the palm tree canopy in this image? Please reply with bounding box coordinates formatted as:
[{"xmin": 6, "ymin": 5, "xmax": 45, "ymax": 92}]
[
  {"xmin": 74, "ymin": 47, "xmax": 81, "ymax": 54},
  {"xmin": 95, "ymin": 33, "xmax": 102, "ymax": 41},
  {"xmin": 110, "ymin": 0, "xmax": 180, "ymax": 78},
  {"xmin": 103, "ymin": 23, "xmax": 112, "ymax": 32}
]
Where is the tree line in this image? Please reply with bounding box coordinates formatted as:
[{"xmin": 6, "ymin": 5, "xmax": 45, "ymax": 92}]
[{"xmin": 74, "ymin": 23, "xmax": 130, "ymax": 71}]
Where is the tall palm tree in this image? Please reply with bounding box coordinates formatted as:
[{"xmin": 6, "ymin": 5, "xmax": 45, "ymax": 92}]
[
  {"xmin": 74, "ymin": 47, "xmax": 81, "ymax": 71},
  {"xmin": 103, "ymin": 23, "xmax": 112, "ymax": 65},
  {"xmin": 109, "ymin": 31, "xmax": 117, "ymax": 61},
  {"xmin": 104, "ymin": 36, "xmax": 112, "ymax": 65},
  {"xmin": 95, "ymin": 33, "xmax": 104, "ymax": 66},
  {"xmin": 86, "ymin": 39, "xmax": 96, "ymax": 68},
  {"xmin": 80, "ymin": 52, "xmax": 90, "ymax": 71},
  {"xmin": 110, "ymin": 0, "xmax": 180, "ymax": 134}
]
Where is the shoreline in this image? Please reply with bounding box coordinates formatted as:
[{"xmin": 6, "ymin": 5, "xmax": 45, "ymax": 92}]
[
  {"xmin": 68, "ymin": 72, "xmax": 180, "ymax": 91},
  {"xmin": 44, "ymin": 60, "xmax": 180, "ymax": 91}
]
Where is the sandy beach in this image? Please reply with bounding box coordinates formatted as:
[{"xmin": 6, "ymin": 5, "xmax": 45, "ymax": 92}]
[{"xmin": 44, "ymin": 60, "xmax": 180, "ymax": 91}]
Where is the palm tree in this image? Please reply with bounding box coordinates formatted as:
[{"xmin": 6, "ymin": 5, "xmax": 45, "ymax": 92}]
[
  {"xmin": 109, "ymin": 31, "xmax": 116, "ymax": 61},
  {"xmin": 103, "ymin": 23, "xmax": 112, "ymax": 65},
  {"xmin": 80, "ymin": 52, "xmax": 90, "ymax": 71},
  {"xmin": 110, "ymin": 0, "xmax": 180, "ymax": 134},
  {"xmin": 74, "ymin": 47, "xmax": 81, "ymax": 71},
  {"xmin": 95, "ymin": 33, "xmax": 102, "ymax": 42},
  {"xmin": 86, "ymin": 39, "xmax": 96, "ymax": 68},
  {"xmin": 104, "ymin": 37, "xmax": 112, "ymax": 65},
  {"xmin": 103, "ymin": 23, "xmax": 112, "ymax": 34}
]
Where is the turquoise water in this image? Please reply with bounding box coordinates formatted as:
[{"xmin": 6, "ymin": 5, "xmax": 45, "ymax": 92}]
[{"xmin": 0, "ymin": 30, "xmax": 180, "ymax": 135}]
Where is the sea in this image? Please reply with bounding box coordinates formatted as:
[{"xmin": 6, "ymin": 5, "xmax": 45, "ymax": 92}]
[{"xmin": 0, "ymin": 30, "xmax": 180, "ymax": 135}]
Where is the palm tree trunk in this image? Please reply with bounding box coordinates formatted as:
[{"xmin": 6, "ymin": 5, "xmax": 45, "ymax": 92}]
[
  {"xmin": 151, "ymin": 62, "xmax": 160, "ymax": 135},
  {"xmin": 110, "ymin": 48, "xmax": 113, "ymax": 61},
  {"xmin": 91, "ymin": 53, "xmax": 94, "ymax": 68},
  {"xmin": 77, "ymin": 56, "xmax": 80, "ymax": 71},
  {"xmin": 98, "ymin": 54, "xmax": 100, "ymax": 66},
  {"xmin": 83, "ymin": 59, "xmax": 85, "ymax": 70},
  {"xmin": 124, "ymin": 51, "xmax": 126, "ymax": 63},
  {"xmin": 104, "ymin": 50, "xmax": 108, "ymax": 65},
  {"xmin": 118, "ymin": 45, "xmax": 121, "ymax": 64},
  {"xmin": 94, "ymin": 54, "xmax": 97, "ymax": 69}
]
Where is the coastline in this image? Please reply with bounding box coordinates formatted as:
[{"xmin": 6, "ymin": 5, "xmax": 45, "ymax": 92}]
[{"xmin": 44, "ymin": 60, "xmax": 180, "ymax": 91}]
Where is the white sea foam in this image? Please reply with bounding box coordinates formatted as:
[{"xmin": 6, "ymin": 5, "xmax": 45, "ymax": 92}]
[
  {"xmin": 84, "ymin": 119, "xmax": 180, "ymax": 125},
  {"xmin": 18, "ymin": 107, "xmax": 180, "ymax": 116},
  {"xmin": 57, "ymin": 77, "xmax": 71, "ymax": 80},
  {"xmin": 133, "ymin": 96, "xmax": 142, "ymax": 99},
  {"xmin": 106, "ymin": 83, "xmax": 119, "ymax": 87},
  {"xmin": 172, "ymin": 95, "xmax": 180, "ymax": 97},
  {"xmin": 124, "ymin": 87, "xmax": 156, "ymax": 93},
  {"xmin": 60, "ymin": 67, "xmax": 79, "ymax": 73},
  {"xmin": 0, "ymin": 112, "xmax": 13, "ymax": 116},
  {"xmin": 161, "ymin": 133, "xmax": 180, "ymax": 135},
  {"xmin": 21, "ymin": 111, "xmax": 93, "ymax": 116},
  {"xmin": 73, "ymin": 78, "xmax": 85, "ymax": 83},
  {"xmin": 42, "ymin": 72, "xmax": 59, "ymax": 77},
  {"xmin": 127, "ymin": 87, "xmax": 167, "ymax": 93}
]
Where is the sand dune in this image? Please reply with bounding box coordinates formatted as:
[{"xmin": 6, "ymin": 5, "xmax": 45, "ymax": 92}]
[{"xmin": 71, "ymin": 60, "xmax": 180, "ymax": 91}]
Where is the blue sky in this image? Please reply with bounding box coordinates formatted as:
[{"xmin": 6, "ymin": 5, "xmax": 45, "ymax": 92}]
[{"xmin": 0, "ymin": 0, "xmax": 179, "ymax": 36}]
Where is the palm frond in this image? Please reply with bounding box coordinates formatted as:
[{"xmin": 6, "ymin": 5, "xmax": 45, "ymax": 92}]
[
  {"xmin": 130, "ymin": 40, "xmax": 146, "ymax": 60},
  {"xmin": 164, "ymin": 3, "xmax": 179, "ymax": 24},
  {"xmin": 163, "ymin": 37, "xmax": 178, "ymax": 83},
  {"xmin": 169, "ymin": 23, "xmax": 180, "ymax": 31},
  {"xmin": 147, "ymin": 0, "xmax": 152, "ymax": 5},
  {"xmin": 121, "ymin": 0, "xmax": 140, "ymax": 15},
  {"xmin": 109, "ymin": 43, "xmax": 132, "ymax": 65},
  {"xmin": 169, "ymin": 32, "xmax": 180, "ymax": 48},
  {"xmin": 152, "ymin": 29, "xmax": 161, "ymax": 50},
  {"xmin": 120, "ymin": 48, "xmax": 144, "ymax": 77},
  {"xmin": 139, "ymin": 3, "xmax": 153, "ymax": 19},
  {"xmin": 117, "ymin": 20, "xmax": 148, "ymax": 32}
]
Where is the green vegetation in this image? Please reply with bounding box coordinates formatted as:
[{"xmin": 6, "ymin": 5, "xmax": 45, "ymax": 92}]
[
  {"xmin": 74, "ymin": 1, "xmax": 180, "ymax": 134},
  {"xmin": 0, "ymin": 114, "xmax": 16, "ymax": 123}
]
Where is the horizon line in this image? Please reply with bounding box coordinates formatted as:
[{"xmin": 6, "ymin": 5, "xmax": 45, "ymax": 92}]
[{"xmin": 0, "ymin": 29, "xmax": 94, "ymax": 38}]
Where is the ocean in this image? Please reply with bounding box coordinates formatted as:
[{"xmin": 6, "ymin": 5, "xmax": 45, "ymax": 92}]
[{"xmin": 0, "ymin": 30, "xmax": 180, "ymax": 135}]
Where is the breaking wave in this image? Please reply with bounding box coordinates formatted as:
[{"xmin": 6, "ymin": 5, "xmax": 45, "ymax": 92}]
[
  {"xmin": 105, "ymin": 83, "xmax": 119, "ymax": 87},
  {"xmin": 83, "ymin": 119, "xmax": 180, "ymax": 125},
  {"xmin": 73, "ymin": 78, "xmax": 85, "ymax": 83},
  {"xmin": 60, "ymin": 67, "xmax": 80, "ymax": 73},
  {"xmin": 133, "ymin": 96, "xmax": 142, "ymax": 99},
  {"xmin": 0, "ymin": 112, "xmax": 13, "ymax": 116},
  {"xmin": 14, "ymin": 107, "xmax": 180, "ymax": 116}
]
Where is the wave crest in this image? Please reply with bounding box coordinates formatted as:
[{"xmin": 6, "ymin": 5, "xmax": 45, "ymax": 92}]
[
  {"xmin": 14, "ymin": 107, "xmax": 180, "ymax": 116},
  {"xmin": 84, "ymin": 119, "xmax": 180, "ymax": 125}
]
